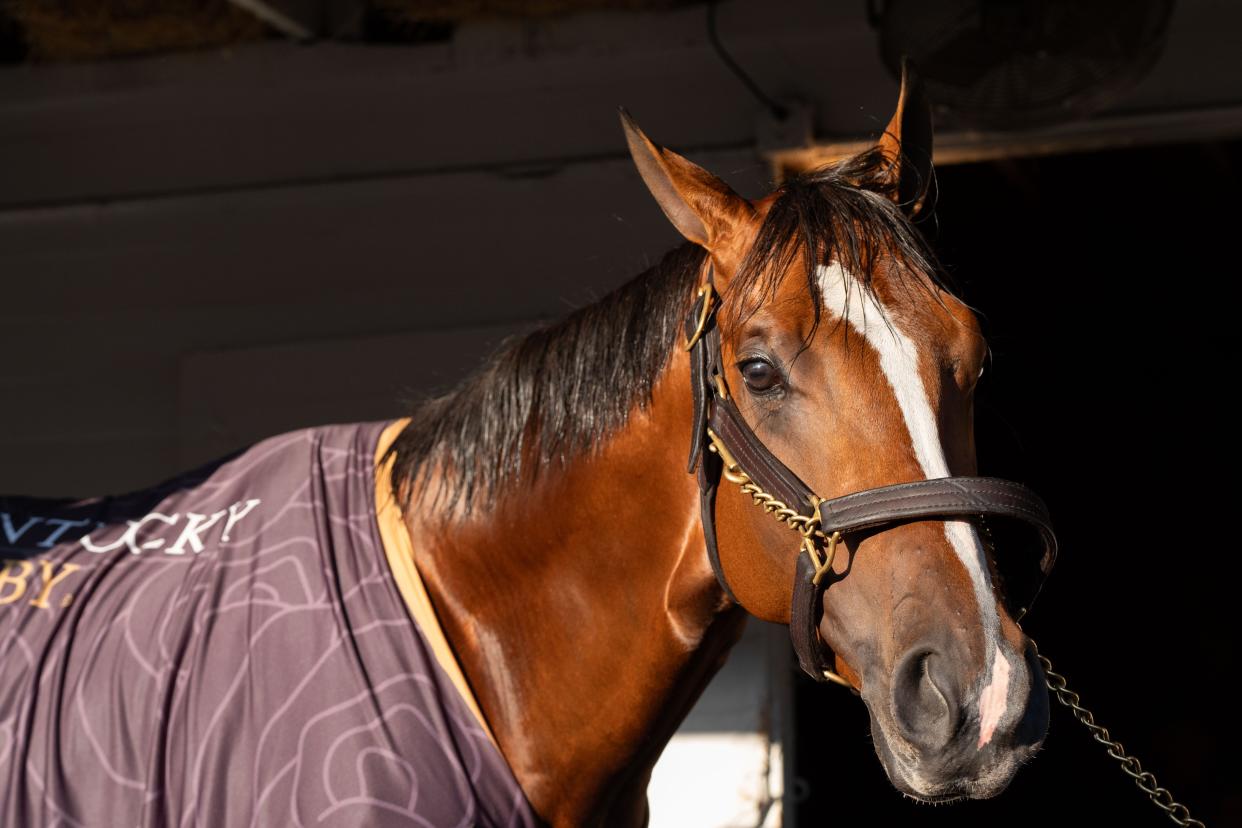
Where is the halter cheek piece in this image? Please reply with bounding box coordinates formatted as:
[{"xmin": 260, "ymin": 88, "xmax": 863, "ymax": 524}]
[{"xmin": 684, "ymin": 270, "xmax": 1059, "ymax": 684}]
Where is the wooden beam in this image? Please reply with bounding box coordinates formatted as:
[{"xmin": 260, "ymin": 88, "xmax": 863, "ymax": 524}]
[
  {"xmin": 769, "ymin": 104, "xmax": 1242, "ymax": 177},
  {"xmin": 227, "ymin": 0, "xmax": 366, "ymax": 40}
]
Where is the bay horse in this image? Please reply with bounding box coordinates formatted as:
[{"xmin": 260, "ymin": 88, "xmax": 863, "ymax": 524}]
[{"xmin": 0, "ymin": 67, "xmax": 1055, "ymax": 826}]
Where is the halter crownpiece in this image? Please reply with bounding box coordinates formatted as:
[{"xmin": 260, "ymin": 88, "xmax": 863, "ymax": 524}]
[{"xmin": 684, "ymin": 268, "xmax": 1058, "ymax": 684}]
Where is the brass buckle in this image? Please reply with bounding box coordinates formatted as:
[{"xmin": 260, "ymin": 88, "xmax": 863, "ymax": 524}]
[
  {"xmin": 806, "ymin": 531, "xmax": 842, "ymax": 586},
  {"xmin": 802, "ymin": 498, "xmax": 839, "ymax": 587},
  {"xmin": 684, "ymin": 283, "xmax": 716, "ymax": 351}
]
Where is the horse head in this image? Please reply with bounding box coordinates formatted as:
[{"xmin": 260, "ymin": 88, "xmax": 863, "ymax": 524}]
[{"xmin": 621, "ymin": 66, "xmax": 1051, "ymax": 802}]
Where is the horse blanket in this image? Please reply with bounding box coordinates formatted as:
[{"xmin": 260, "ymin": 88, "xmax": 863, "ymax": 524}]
[{"xmin": 0, "ymin": 421, "xmax": 536, "ymax": 827}]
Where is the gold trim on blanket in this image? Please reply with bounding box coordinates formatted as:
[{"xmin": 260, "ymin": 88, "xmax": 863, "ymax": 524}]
[{"xmin": 374, "ymin": 418, "xmax": 495, "ymax": 743}]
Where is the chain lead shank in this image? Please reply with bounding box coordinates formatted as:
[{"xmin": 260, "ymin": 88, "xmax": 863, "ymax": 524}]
[{"xmin": 1035, "ymin": 644, "xmax": 1205, "ymax": 827}]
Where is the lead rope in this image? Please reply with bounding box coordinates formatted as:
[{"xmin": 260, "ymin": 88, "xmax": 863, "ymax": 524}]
[{"xmin": 1031, "ymin": 643, "xmax": 1205, "ymax": 827}]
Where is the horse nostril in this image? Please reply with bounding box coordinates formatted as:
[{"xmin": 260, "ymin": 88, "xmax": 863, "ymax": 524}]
[{"xmin": 891, "ymin": 647, "xmax": 959, "ymax": 752}]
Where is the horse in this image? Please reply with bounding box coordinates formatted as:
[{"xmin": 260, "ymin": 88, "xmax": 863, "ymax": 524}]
[{"xmin": 0, "ymin": 65, "xmax": 1056, "ymax": 826}]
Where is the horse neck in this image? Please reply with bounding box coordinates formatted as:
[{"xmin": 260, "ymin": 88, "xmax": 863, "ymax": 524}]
[{"xmin": 404, "ymin": 344, "xmax": 746, "ymax": 826}]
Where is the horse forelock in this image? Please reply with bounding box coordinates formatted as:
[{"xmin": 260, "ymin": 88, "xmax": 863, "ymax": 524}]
[{"xmin": 724, "ymin": 148, "xmax": 951, "ymax": 344}]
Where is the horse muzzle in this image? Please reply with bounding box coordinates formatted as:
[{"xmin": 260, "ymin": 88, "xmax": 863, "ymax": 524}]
[{"xmin": 861, "ymin": 640, "xmax": 1050, "ymax": 802}]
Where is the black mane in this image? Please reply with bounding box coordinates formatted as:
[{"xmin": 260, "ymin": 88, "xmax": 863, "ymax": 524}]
[{"xmin": 388, "ymin": 149, "xmax": 942, "ymax": 510}]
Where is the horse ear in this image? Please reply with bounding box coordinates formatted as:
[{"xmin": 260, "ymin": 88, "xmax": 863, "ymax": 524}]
[
  {"xmin": 620, "ymin": 109, "xmax": 750, "ymax": 248},
  {"xmin": 874, "ymin": 58, "xmax": 935, "ymax": 216}
]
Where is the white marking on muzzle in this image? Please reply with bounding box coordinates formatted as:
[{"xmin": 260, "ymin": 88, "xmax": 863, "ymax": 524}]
[
  {"xmin": 977, "ymin": 646, "xmax": 1011, "ymax": 748},
  {"xmin": 817, "ymin": 263, "xmax": 1005, "ymax": 741}
]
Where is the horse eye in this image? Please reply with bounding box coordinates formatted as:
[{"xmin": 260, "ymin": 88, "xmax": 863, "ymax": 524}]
[{"xmin": 738, "ymin": 358, "xmax": 781, "ymax": 392}]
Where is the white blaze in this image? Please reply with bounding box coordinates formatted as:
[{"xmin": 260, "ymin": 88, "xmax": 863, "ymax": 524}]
[{"xmin": 816, "ymin": 263, "xmax": 1008, "ymax": 738}]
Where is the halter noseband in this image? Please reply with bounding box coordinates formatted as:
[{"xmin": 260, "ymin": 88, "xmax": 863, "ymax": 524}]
[{"xmin": 684, "ymin": 270, "xmax": 1058, "ymax": 684}]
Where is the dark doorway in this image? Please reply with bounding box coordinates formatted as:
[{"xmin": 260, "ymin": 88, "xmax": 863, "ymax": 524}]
[{"xmin": 795, "ymin": 140, "xmax": 1238, "ymax": 827}]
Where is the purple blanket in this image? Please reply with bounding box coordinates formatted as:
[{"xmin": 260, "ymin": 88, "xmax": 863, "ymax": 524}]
[{"xmin": 0, "ymin": 422, "xmax": 535, "ymax": 827}]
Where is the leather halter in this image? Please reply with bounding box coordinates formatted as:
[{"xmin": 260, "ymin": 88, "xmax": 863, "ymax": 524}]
[{"xmin": 684, "ymin": 270, "xmax": 1059, "ymax": 684}]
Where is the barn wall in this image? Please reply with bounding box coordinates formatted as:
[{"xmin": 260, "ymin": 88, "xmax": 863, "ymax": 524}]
[
  {"xmin": 3, "ymin": 0, "xmax": 1240, "ymax": 497},
  {"xmin": 1, "ymin": 158, "xmax": 708, "ymax": 495}
]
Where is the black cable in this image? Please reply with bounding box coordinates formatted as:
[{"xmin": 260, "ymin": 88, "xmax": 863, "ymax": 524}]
[{"xmin": 706, "ymin": 0, "xmax": 789, "ymax": 121}]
